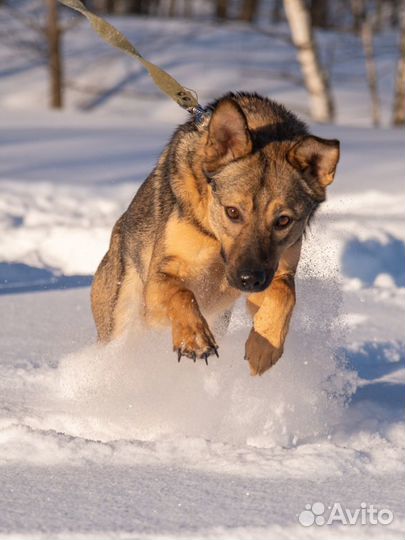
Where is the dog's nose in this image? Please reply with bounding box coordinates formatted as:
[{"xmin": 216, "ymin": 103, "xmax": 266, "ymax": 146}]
[{"xmin": 238, "ymin": 270, "xmax": 271, "ymax": 292}]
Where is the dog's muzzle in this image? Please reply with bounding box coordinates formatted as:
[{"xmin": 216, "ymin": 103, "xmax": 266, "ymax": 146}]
[{"xmin": 229, "ymin": 268, "xmax": 274, "ymax": 293}]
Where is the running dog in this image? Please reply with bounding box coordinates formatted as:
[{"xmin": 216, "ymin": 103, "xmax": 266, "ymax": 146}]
[{"xmin": 91, "ymin": 92, "xmax": 340, "ymax": 375}]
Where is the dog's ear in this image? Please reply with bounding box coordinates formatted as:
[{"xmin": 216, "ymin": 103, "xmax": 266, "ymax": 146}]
[
  {"xmin": 287, "ymin": 136, "xmax": 340, "ymax": 189},
  {"xmin": 205, "ymin": 98, "xmax": 252, "ymax": 172}
]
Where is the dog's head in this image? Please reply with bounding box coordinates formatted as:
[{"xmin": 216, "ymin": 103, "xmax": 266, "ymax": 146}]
[{"xmin": 200, "ymin": 95, "xmax": 340, "ymax": 292}]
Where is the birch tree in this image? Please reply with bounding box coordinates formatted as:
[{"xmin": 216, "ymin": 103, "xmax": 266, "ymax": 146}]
[
  {"xmin": 351, "ymin": 0, "xmax": 381, "ymax": 127},
  {"xmin": 283, "ymin": 0, "xmax": 334, "ymax": 122},
  {"xmin": 360, "ymin": 15, "xmax": 381, "ymax": 126}
]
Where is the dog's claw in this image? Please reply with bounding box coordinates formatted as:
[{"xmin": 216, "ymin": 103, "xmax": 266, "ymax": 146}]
[{"xmin": 175, "ymin": 342, "xmax": 218, "ymax": 364}]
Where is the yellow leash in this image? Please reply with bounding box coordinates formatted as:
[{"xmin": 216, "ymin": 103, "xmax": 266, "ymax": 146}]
[{"xmin": 58, "ymin": 0, "xmax": 202, "ymax": 114}]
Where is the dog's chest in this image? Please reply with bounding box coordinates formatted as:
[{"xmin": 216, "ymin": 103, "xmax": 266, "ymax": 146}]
[{"xmin": 164, "ymin": 215, "xmax": 239, "ymax": 312}]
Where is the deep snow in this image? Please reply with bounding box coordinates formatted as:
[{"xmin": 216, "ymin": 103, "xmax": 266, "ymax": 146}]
[{"xmin": 0, "ymin": 12, "xmax": 404, "ymax": 540}]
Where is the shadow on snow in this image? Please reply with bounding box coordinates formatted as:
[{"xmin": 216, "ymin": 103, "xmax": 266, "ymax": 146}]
[{"xmin": 0, "ymin": 262, "xmax": 92, "ymax": 295}]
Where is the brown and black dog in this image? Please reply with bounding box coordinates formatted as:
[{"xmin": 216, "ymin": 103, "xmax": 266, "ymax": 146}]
[{"xmin": 91, "ymin": 92, "xmax": 340, "ymax": 375}]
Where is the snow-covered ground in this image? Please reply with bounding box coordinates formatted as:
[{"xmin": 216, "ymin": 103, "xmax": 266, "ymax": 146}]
[{"xmin": 0, "ymin": 13, "xmax": 404, "ymax": 540}]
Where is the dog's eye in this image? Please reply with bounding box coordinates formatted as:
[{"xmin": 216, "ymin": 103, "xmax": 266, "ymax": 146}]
[
  {"xmin": 225, "ymin": 206, "xmax": 241, "ymax": 221},
  {"xmin": 275, "ymin": 215, "xmax": 292, "ymax": 229}
]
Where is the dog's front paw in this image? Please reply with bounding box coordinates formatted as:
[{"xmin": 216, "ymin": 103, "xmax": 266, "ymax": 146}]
[
  {"xmin": 172, "ymin": 315, "xmax": 218, "ymax": 364},
  {"xmin": 244, "ymin": 328, "xmax": 283, "ymax": 376}
]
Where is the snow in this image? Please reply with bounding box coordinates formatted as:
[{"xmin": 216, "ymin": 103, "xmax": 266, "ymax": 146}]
[{"xmin": 0, "ymin": 11, "xmax": 404, "ymax": 540}]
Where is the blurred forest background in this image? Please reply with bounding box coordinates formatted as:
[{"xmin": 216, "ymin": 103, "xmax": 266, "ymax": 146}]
[{"xmin": 0, "ymin": 0, "xmax": 404, "ymax": 125}]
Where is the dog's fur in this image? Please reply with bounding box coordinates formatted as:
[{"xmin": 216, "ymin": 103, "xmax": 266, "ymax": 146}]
[{"xmin": 91, "ymin": 92, "xmax": 340, "ymax": 375}]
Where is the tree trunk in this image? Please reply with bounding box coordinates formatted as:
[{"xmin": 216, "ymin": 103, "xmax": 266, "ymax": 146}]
[
  {"xmin": 105, "ymin": 0, "xmax": 116, "ymax": 14},
  {"xmin": 148, "ymin": 0, "xmax": 157, "ymax": 16},
  {"xmin": 351, "ymin": 0, "xmax": 381, "ymax": 127},
  {"xmin": 183, "ymin": 0, "xmax": 192, "ymax": 18},
  {"xmin": 351, "ymin": 0, "xmax": 364, "ymax": 32},
  {"xmin": 271, "ymin": 0, "xmax": 283, "ymax": 23},
  {"xmin": 283, "ymin": 0, "xmax": 334, "ymax": 122},
  {"xmin": 310, "ymin": 0, "xmax": 328, "ymax": 28},
  {"xmin": 124, "ymin": 0, "xmax": 148, "ymax": 14},
  {"xmin": 392, "ymin": 6, "xmax": 405, "ymax": 125},
  {"xmin": 390, "ymin": 0, "xmax": 400, "ymax": 27},
  {"xmin": 360, "ymin": 16, "xmax": 381, "ymax": 126},
  {"xmin": 239, "ymin": 0, "xmax": 259, "ymax": 23},
  {"xmin": 216, "ymin": 0, "xmax": 228, "ymax": 20},
  {"xmin": 374, "ymin": 0, "xmax": 383, "ymax": 32},
  {"xmin": 47, "ymin": 0, "xmax": 63, "ymax": 109},
  {"xmin": 167, "ymin": 0, "xmax": 175, "ymax": 16}
]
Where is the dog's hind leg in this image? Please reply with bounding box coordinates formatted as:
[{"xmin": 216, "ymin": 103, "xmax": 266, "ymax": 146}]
[
  {"xmin": 109, "ymin": 263, "xmax": 143, "ymax": 340},
  {"xmin": 91, "ymin": 222, "xmax": 123, "ymax": 341},
  {"xmin": 91, "ymin": 222, "xmax": 143, "ymax": 341},
  {"xmin": 91, "ymin": 218, "xmax": 124, "ymax": 341}
]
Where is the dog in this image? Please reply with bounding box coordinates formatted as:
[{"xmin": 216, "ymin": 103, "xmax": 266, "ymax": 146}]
[{"xmin": 91, "ymin": 92, "xmax": 340, "ymax": 375}]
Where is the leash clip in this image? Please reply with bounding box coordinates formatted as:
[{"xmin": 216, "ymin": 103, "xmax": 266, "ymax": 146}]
[{"xmin": 188, "ymin": 104, "xmax": 211, "ymax": 127}]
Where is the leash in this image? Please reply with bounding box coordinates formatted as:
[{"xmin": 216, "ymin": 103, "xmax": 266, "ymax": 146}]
[{"xmin": 58, "ymin": 0, "xmax": 208, "ymax": 120}]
